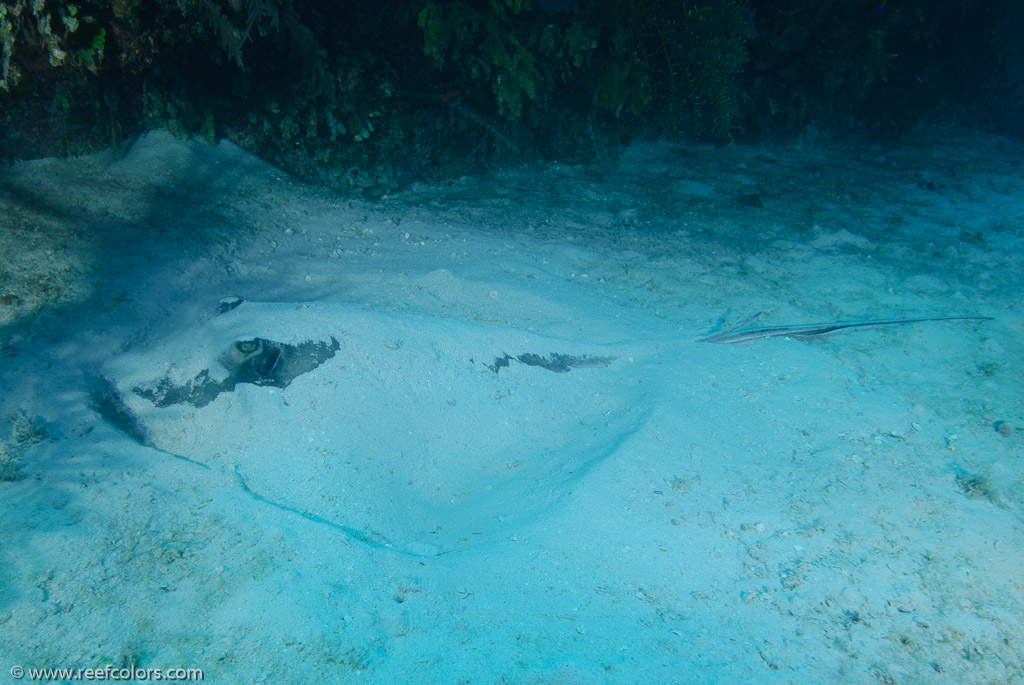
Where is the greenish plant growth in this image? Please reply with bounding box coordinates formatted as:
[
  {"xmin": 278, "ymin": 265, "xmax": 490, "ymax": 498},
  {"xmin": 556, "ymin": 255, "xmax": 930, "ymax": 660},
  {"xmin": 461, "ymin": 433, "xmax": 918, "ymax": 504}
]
[
  {"xmin": 191, "ymin": 0, "xmax": 280, "ymax": 68},
  {"xmin": 418, "ymin": 0, "xmax": 596, "ymax": 118},
  {"xmin": 589, "ymin": 0, "xmax": 754, "ymax": 142},
  {"xmin": 740, "ymin": 1, "xmax": 1008, "ymax": 138},
  {"xmin": 1, "ymin": 0, "xmax": 84, "ymax": 91},
  {"xmin": 1, "ymin": 1, "xmax": 1020, "ymax": 185}
]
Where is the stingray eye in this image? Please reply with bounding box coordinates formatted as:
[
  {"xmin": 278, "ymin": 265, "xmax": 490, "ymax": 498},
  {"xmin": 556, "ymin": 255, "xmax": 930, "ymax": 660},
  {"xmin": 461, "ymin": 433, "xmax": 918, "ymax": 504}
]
[{"xmin": 235, "ymin": 339, "xmax": 262, "ymax": 355}]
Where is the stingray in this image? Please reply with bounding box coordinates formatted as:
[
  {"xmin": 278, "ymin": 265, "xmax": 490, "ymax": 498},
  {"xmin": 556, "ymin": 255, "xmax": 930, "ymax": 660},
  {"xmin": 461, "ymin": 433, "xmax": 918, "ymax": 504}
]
[
  {"xmin": 92, "ymin": 301, "xmax": 991, "ymax": 557},
  {"xmin": 94, "ymin": 301, "xmax": 657, "ymax": 556}
]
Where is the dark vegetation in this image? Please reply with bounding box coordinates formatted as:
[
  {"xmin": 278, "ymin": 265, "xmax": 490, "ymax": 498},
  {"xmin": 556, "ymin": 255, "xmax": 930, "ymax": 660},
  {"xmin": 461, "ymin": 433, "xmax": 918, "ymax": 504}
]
[{"xmin": 1, "ymin": 0, "xmax": 1020, "ymax": 193}]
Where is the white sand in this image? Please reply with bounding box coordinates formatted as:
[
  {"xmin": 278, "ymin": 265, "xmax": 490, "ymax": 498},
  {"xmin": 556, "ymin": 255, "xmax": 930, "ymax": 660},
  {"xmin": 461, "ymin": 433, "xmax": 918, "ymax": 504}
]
[{"xmin": 1, "ymin": 129, "xmax": 1022, "ymax": 682}]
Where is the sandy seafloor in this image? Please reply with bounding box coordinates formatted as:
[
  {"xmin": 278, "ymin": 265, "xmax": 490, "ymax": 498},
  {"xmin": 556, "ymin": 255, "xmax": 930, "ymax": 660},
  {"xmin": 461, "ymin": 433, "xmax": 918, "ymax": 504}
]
[{"xmin": 0, "ymin": 128, "xmax": 1022, "ymax": 684}]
